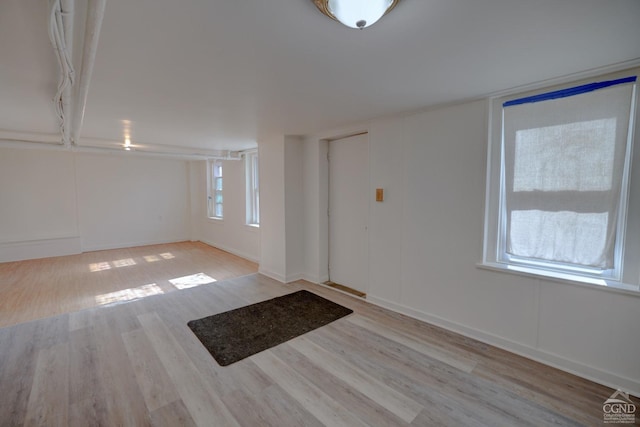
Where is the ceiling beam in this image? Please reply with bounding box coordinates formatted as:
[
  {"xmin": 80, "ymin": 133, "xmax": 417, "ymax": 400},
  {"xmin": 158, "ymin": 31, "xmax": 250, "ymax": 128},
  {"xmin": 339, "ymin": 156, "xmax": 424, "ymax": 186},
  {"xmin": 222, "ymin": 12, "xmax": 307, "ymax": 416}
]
[{"xmin": 70, "ymin": 0, "xmax": 106, "ymax": 147}]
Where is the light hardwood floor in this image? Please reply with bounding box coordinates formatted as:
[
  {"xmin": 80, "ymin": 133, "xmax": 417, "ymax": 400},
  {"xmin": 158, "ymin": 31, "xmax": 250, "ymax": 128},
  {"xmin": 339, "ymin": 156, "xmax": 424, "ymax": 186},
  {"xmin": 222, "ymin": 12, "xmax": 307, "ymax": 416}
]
[
  {"xmin": 0, "ymin": 243, "xmax": 636, "ymax": 426},
  {"xmin": 0, "ymin": 241, "xmax": 258, "ymax": 328}
]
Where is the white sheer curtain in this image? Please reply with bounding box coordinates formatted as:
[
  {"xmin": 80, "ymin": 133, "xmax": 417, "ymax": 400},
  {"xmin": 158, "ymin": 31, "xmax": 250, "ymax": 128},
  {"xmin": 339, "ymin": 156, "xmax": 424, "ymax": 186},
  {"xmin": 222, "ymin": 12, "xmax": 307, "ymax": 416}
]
[{"xmin": 502, "ymin": 83, "xmax": 634, "ymax": 269}]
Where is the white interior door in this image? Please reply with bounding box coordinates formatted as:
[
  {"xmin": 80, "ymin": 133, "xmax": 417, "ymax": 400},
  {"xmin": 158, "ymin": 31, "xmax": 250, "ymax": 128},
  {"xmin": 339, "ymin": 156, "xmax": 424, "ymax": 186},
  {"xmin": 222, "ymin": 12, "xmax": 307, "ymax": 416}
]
[{"xmin": 329, "ymin": 133, "xmax": 369, "ymax": 293}]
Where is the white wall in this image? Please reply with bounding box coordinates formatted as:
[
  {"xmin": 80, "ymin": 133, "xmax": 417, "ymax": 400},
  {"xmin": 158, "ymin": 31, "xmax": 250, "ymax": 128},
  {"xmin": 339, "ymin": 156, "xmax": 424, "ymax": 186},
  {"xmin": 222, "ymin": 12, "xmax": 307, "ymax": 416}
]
[
  {"xmin": 256, "ymin": 135, "xmax": 306, "ymax": 282},
  {"xmin": 0, "ymin": 147, "xmax": 81, "ymax": 260},
  {"xmin": 190, "ymin": 159, "xmax": 260, "ymax": 262},
  {"xmin": 284, "ymin": 136, "xmax": 305, "ymax": 282},
  {"xmin": 75, "ymin": 153, "xmax": 190, "ymax": 251},
  {"xmin": 0, "ymin": 146, "xmax": 261, "ymax": 265},
  {"xmin": 258, "ymin": 135, "xmax": 286, "ymax": 281},
  {"xmin": 0, "ymin": 147, "xmax": 192, "ymax": 261},
  {"xmin": 301, "ymin": 100, "xmax": 640, "ymax": 395}
]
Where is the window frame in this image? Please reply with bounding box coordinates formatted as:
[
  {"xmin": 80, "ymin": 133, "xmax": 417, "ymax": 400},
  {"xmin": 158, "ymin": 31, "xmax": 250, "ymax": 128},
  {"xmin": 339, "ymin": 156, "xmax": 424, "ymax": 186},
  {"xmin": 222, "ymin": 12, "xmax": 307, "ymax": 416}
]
[
  {"xmin": 482, "ymin": 69, "xmax": 640, "ymax": 292},
  {"xmin": 245, "ymin": 150, "xmax": 260, "ymax": 226},
  {"xmin": 207, "ymin": 159, "xmax": 223, "ymax": 219}
]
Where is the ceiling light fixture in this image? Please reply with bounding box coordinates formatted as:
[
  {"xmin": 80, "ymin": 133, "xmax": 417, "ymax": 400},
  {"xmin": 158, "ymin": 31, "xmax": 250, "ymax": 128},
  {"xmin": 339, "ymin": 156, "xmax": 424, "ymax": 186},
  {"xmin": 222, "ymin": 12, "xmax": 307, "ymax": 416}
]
[{"xmin": 313, "ymin": 0, "xmax": 400, "ymax": 29}]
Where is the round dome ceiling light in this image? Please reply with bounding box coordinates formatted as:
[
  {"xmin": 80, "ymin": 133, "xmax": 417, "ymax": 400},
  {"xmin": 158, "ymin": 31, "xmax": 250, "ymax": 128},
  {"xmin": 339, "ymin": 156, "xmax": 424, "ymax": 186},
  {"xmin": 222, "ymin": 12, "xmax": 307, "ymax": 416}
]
[{"xmin": 312, "ymin": 0, "xmax": 401, "ymax": 29}]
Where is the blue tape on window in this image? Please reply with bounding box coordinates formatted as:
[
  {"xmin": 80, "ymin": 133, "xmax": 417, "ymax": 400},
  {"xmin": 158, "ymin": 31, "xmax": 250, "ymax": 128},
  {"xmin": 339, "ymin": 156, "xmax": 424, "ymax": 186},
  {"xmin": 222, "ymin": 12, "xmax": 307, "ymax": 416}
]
[{"xmin": 503, "ymin": 76, "xmax": 637, "ymax": 107}]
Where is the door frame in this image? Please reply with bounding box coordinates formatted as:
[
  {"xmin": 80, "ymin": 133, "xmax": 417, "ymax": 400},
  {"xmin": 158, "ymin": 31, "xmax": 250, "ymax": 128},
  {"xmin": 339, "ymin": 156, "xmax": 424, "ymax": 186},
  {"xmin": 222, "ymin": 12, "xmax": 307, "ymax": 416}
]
[{"xmin": 326, "ymin": 131, "xmax": 370, "ymax": 293}]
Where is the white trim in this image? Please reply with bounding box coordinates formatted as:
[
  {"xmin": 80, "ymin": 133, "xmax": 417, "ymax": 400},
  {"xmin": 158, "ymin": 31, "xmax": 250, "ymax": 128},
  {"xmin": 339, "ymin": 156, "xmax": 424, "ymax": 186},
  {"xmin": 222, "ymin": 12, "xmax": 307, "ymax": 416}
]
[
  {"xmin": 0, "ymin": 130, "xmax": 246, "ymax": 160},
  {"xmin": 487, "ymin": 59, "xmax": 640, "ymax": 100},
  {"xmin": 81, "ymin": 237, "xmax": 189, "ymax": 253},
  {"xmin": 306, "ymin": 122, "xmax": 371, "ymax": 143},
  {"xmin": 285, "ymin": 273, "xmax": 305, "ymax": 283},
  {"xmin": 482, "ymin": 97, "xmax": 494, "ymax": 265},
  {"xmin": 258, "ymin": 268, "xmax": 286, "ymax": 283},
  {"xmin": 326, "ymin": 131, "xmax": 371, "ymax": 294},
  {"xmin": 300, "ymin": 273, "xmax": 319, "ymax": 283},
  {"xmin": 207, "ymin": 159, "xmax": 224, "ymax": 219},
  {"xmin": 0, "ymin": 236, "xmax": 81, "ymax": 262},
  {"xmin": 0, "ymin": 130, "xmax": 61, "ymax": 145},
  {"xmin": 367, "ymin": 294, "xmax": 640, "ymax": 397},
  {"xmin": 240, "ymin": 148, "xmax": 258, "ymax": 156},
  {"xmin": 198, "ymin": 239, "xmax": 260, "ymax": 264},
  {"xmin": 0, "ymin": 233, "xmax": 80, "ymax": 245},
  {"xmin": 245, "ymin": 150, "xmax": 260, "ymax": 226},
  {"xmin": 477, "ymin": 262, "xmax": 640, "ymax": 296}
]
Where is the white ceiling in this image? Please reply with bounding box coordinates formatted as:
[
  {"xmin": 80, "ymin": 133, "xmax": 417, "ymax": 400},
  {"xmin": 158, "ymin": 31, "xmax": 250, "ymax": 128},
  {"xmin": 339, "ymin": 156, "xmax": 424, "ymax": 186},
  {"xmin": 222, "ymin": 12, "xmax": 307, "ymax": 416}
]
[{"xmin": 1, "ymin": 0, "xmax": 640, "ymax": 153}]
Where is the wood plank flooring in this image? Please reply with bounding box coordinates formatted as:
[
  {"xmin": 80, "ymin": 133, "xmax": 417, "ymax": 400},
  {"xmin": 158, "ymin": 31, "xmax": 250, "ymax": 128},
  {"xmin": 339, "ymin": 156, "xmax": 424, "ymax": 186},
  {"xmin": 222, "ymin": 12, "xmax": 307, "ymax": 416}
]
[
  {"xmin": 0, "ymin": 241, "xmax": 258, "ymax": 328},
  {"xmin": 0, "ymin": 243, "xmax": 637, "ymax": 426}
]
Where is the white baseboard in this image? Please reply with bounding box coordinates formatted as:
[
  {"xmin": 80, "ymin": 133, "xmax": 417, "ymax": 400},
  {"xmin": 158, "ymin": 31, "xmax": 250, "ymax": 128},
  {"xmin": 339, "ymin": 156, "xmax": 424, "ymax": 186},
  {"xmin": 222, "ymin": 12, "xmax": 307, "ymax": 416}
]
[
  {"xmin": 0, "ymin": 236, "xmax": 82, "ymax": 263},
  {"xmin": 285, "ymin": 273, "xmax": 305, "ymax": 283},
  {"xmin": 258, "ymin": 268, "xmax": 286, "ymax": 283},
  {"xmin": 300, "ymin": 273, "xmax": 322, "ymax": 284},
  {"xmin": 368, "ymin": 294, "xmax": 640, "ymax": 397},
  {"xmin": 81, "ymin": 237, "xmax": 189, "ymax": 253},
  {"xmin": 198, "ymin": 239, "xmax": 260, "ymax": 264}
]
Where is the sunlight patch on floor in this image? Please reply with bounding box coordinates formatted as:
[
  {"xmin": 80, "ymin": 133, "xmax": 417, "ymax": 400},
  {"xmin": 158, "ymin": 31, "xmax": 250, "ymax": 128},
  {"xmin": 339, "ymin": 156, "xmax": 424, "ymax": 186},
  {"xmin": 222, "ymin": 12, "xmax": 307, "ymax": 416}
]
[
  {"xmin": 89, "ymin": 252, "xmax": 176, "ymax": 272},
  {"xmin": 89, "ymin": 262, "xmax": 111, "ymax": 272},
  {"xmin": 113, "ymin": 258, "xmax": 136, "ymax": 268},
  {"xmin": 95, "ymin": 283, "xmax": 164, "ymax": 306},
  {"xmin": 169, "ymin": 273, "xmax": 216, "ymax": 290}
]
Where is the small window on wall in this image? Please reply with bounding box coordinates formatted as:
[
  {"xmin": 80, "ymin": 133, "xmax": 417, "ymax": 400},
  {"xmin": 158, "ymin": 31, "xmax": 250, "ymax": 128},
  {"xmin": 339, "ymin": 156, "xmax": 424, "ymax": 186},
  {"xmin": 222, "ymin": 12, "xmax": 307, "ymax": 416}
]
[
  {"xmin": 208, "ymin": 159, "xmax": 223, "ymax": 219},
  {"xmin": 245, "ymin": 150, "xmax": 259, "ymax": 226}
]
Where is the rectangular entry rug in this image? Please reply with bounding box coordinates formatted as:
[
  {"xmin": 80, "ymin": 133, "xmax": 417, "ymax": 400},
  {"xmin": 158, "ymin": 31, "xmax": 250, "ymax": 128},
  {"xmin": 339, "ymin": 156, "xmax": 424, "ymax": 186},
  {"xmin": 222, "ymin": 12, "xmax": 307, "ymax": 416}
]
[{"xmin": 187, "ymin": 290, "xmax": 353, "ymax": 366}]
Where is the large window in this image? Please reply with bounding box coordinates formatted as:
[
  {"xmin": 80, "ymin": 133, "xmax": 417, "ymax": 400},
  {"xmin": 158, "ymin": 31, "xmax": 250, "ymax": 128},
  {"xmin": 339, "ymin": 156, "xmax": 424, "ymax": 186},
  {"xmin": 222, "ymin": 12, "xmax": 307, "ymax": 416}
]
[
  {"xmin": 245, "ymin": 150, "xmax": 259, "ymax": 226},
  {"xmin": 483, "ymin": 71, "xmax": 639, "ymax": 289},
  {"xmin": 207, "ymin": 159, "xmax": 223, "ymax": 219}
]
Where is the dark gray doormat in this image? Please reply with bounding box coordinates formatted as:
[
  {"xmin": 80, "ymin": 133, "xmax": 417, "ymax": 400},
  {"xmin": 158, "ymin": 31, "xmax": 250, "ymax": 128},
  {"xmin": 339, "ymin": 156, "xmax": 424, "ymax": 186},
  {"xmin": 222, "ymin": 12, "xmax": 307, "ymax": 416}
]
[{"xmin": 187, "ymin": 290, "xmax": 353, "ymax": 366}]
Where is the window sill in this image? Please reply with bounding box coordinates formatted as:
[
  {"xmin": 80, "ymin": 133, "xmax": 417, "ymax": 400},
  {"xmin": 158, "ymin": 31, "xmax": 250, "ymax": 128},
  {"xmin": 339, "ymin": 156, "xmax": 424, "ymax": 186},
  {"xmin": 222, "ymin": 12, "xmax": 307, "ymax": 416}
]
[
  {"xmin": 477, "ymin": 262, "xmax": 640, "ymax": 297},
  {"xmin": 245, "ymin": 223, "xmax": 259, "ymax": 229},
  {"xmin": 207, "ymin": 217, "xmax": 224, "ymax": 223}
]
